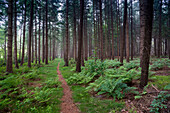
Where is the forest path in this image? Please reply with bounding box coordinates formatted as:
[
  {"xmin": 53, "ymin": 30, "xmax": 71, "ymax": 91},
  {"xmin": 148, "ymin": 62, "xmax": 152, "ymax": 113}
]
[{"xmin": 57, "ymin": 62, "xmax": 80, "ymax": 113}]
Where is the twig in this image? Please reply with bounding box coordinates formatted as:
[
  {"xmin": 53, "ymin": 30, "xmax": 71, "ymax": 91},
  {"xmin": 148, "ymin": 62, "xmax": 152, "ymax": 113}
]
[{"xmin": 151, "ymin": 84, "xmax": 159, "ymax": 92}]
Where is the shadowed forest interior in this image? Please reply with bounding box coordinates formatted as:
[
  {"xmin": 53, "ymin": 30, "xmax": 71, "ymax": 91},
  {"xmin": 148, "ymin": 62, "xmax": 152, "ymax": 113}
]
[{"xmin": 0, "ymin": 0, "xmax": 170, "ymax": 112}]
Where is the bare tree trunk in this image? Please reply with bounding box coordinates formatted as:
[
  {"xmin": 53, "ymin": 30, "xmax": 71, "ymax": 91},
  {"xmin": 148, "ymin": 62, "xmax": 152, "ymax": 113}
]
[
  {"xmin": 76, "ymin": 0, "xmax": 84, "ymax": 72},
  {"xmin": 111, "ymin": 0, "xmax": 114, "ymax": 60},
  {"xmin": 158, "ymin": 0, "xmax": 162, "ymax": 58},
  {"xmin": 130, "ymin": 0, "xmax": 133, "ymax": 60},
  {"xmin": 65, "ymin": 0, "xmax": 69, "ymax": 66},
  {"xmin": 38, "ymin": 7, "xmax": 41, "ymax": 64},
  {"xmin": 28, "ymin": 0, "xmax": 34, "ymax": 68},
  {"xmin": 19, "ymin": 26, "xmax": 22, "ymax": 61},
  {"xmin": 45, "ymin": 0, "xmax": 48, "ymax": 64},
  {"xmin": 154, "ymin": 38, "xmax": 157, "ymax": 56},
  {"xmin": 49, "ymin": 20, "xmax": 51, "ymax": 61},
  {"xmin": 6, "ymin": 0, "xmax": 13, "ymax": 73},
  {"xmin": 35, "ymin": 12, "xmax": 37, "ymax": 64},
  {"xmin": 14, "ymin": 0, "xmax": 19, "ymax": 68},
  {"xmin": 42, "ymin": 11, "xmax": 45, "ymax": 63},
  {"xmin": 139, "ymin": 0, "xmax": 153, "ymax": 89},
  {"xmin": 84, "ymin": 14, "xmax": 88, "ymax": 61},
  {"xmin": 5, "ymin": 35, "xmax": 7, "ymax": 62},
  {"xmin": 89, "ymin": 29, "xmax": 92, "ymax": 57},
  {"xmin": 21, "ymin": 0, "xmax": 27, "ymax": 66},
  {"xmin": 126, "ymin": 16, "xmax": 130, "ymax": 62},
  {"xmin": 120, "ymin": 0, "xmax": 127, "ymax": 64},
  {"xmin": 73, "ymin": 0, "xmax": 77, "ymax": 60}
]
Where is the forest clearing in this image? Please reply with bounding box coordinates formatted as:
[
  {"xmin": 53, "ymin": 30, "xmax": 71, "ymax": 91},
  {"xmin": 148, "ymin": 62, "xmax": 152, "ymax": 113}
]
[{"xmin": 0, "ymin": 0, "xmax": 170, "ymax": 113}]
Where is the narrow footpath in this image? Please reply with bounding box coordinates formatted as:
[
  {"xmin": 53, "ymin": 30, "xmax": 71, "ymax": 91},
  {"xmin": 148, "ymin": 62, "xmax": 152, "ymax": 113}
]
[{"xmin": 57, "ymin": 62, "xmax": 80, "ymax": 113}]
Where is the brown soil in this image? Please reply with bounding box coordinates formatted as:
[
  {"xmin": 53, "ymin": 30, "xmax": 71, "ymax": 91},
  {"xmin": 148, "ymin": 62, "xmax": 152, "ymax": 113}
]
[{"xmin": 57, "ymin": 62, "xmax": 80, "ymax": 113}]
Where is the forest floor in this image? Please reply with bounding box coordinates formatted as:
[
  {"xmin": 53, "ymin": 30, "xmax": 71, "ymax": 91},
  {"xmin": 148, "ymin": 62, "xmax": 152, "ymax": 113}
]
[
  {"xmin": 0, "ymin": 58, "xmax": 170, "ymax": 113},
  {"xmin": 57, "ymin": 62, "xmax": 80, "ymax": 113}
]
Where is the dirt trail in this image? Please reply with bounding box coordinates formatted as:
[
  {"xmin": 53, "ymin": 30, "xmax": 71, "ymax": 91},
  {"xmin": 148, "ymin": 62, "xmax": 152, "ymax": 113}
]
[{"xmin": 57, "ymin": 62, "xmax": 80, "ymax": 113}]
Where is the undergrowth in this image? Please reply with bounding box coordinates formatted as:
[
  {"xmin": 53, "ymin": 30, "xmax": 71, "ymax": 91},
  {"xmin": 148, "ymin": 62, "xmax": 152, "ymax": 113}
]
[{"xmin": 0, "ymin": 59, "xmax": 62, "ymax": 113}]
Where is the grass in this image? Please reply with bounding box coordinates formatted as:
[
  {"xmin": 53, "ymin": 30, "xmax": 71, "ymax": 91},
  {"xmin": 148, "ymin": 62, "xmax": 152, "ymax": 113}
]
[
  {"xmin": 0, "ymin": 59, "xmax": 63, "ymax": 113},
  {"xmin": 59, "ymin": 59, "xmax": 124, "ymax": 113}
]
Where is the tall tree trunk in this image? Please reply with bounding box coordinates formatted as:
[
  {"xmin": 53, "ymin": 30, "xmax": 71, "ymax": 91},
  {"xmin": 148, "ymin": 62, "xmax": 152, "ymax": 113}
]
[
  {"xmin": 89, "ymin": 29, "xmax": 92, "ymax": 57},
  {"xmin": 19, "ymin": 26, "xmax": 22, "ymax": 61},
  {"xmin": 130, "ymin": 0, "xmax": 133, "ymax": 60},
  {"xmin": 111, "ymin": 0, "xmax": 114, "ymax": 60},
  {"xmin": 50, "ymin": 28, "xmax": 51, "ymax": 61},
  {"xmin": 154, "ymin": 38, "xmax": 157, "ymax": 56},
  {"xmin": 120, "ymin": 0, "xmax": 127, "ymax": 64},
  {"xmin": 93, "ymin": 0, "xmax": 97, "ymax": 58},
  {"xmin": 6, "ymin": 0, "xmax": 13, "ymax": 73},
  {"xmin": 84, "ymin": 14, "xmax": 88, "ymax": 61},
  {"xmin": 165, "ymin": 39, "xmax": 167, "ymax": 56},
  {"xmin": 21, "ymin": 0, "xmax": 27, "ymax": 66},
  {"xmin": 73, "ymin": 0, "xmax": 77, "ymax": 60},
  {"xmin": 42, "ymin": 11, "xmax": 45, "ymax": 63},
  {"xmin": 65, "ymin": 0, "xmax": 69, "ymax": 66},
  {"xmin": 38, "ymin": 7, "xmax": 41, "ymax": 64},
  {"xmin": 4, "ymin": 35, "xmax": 6, "ymax": 62},
  {"xmin": 76, "ymin": 0, "xmax": 84, "ymax": 72},
  {"xmin": 45, "ymin": 0, "xmax": 48, "ymax": 64},
  {"xmin": 14, "ymin": 0, "xmax": 19, "ymax": 68},
  {"xmin": 116, "ymin": 0, "xmax": 119, "ymax": 60},
  {"xmin": 52, "ymin": 33, "xmax": 55, "ymax": 60},
  {"xmin": 31, "ymin": 23, "xmax": 34, "ymax": 63},
  {"xmin": 35, "ymin": 12, "xmax": 37, "ymax": 64},
  {"xmin": 126, "ymin": 16, "xmax": 130, "ymax": 62},
  {"xmin": 28, "ymin": 0, "xmax": 34, "ymax": 67},
  {"xmin": 158, "ymin": 0, "xmax": 162, "ymax": 58},
  {"xmin": 139, "ymin": 0, "xmax": 153, "ymax": 89}
]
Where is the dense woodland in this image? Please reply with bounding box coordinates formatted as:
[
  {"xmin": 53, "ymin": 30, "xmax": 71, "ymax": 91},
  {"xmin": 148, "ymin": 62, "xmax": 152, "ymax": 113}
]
[{"xmin": 0, "ymin": 0, "xmax": 170, "ymax": 112}]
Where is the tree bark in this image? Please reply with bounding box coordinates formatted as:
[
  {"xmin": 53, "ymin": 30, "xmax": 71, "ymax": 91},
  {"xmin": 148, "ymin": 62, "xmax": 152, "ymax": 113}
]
[
  {"xmin": 14, "ymin": 0, "xmax": 19, "ymax": 68},
  {"xmin": 73, "ymin": 0, "xmax": 77, "ymax": 60},
  {"xmin": 130, "ymin": 0, "xmax": 133, "ymax": 60},
  {"xmin": 126, "ymin": 16, "xmax": 130, "ymax": 62},
  {"xmin": 139, "ymin": 0, "xmax": 153, "ymax": 89},
  {"xmin": 120, "ymin": 0, "xmax": 127, "ymax": 64},
  {"xmin": 76, "ymin": 0, "xmax": 84, "ymax": 72},
  {"xmin": 45, "ymin": 0, "xmax": 48, "ymax": 64},
  {"xmin": 28, "ymin": 0, "xmax": 34, "ymax": 68},
  {"xmin": 158, "ymin": 0, "xmax": 162, "ymax": 58},
  {"xmin": 21, "ymin": 0, "xmax": 27, "ymax": 66},
  {"xmin": 38, "ymin": 7, "xmax": 41, "ymax": 64},
  {"xmin": 35, "ymin": 12, "xmax": 37, "ymax": 64},
  {"xmin": 65, "ymin": 0, "xmax": 69, "ymax": 66},
  {"xmin": 42, "ymin": 9, "xmax": 45, "ymax": 63},
  {"xmin": 111, "ymin": 0, "xmax": 114, "ymax": 60},
  {"xmin": 84, "ymin": 14, "xmax": 88, "ymax": 61},
  {"xmin": 6, "ymin": 0, "xmax": 13, "ymax": 73}
]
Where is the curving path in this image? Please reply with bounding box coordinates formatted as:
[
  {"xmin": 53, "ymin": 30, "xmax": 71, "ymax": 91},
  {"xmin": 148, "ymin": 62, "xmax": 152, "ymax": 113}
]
[{"xmin": 57, "ymin": 62, "xmax": 80, "ymax": 113}]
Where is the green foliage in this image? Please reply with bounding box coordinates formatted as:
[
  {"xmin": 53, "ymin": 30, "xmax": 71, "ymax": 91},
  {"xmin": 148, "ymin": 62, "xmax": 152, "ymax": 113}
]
[
  {"xmin": 0, "ymin": 59, "xmax": 62, "ymax": 112},
  {"xmin": 69, "ymin": 58, "xmax": 76, "ymax": 67},
  {"xmin": 67, "ymin": 59, "xmax": 107, "ymax": 85},
  {"xmin": 45, "ymin": 78, "xmax": 60, "ymax": 88},
  {"xmin": 72, "ymin": 85, "xmax": 124, "ymax": 112},
  {"xmin": 22, "ymin": 70, "xmax": 40, "ymax": 80},
  {"xmin": 164, "ymin": 84, "xmax": 170, "ymax": 90},
  {"xmin": 150, "ymin": 91, "xmax": 170, "ymax": 113},
  {"xmin": 150, "ymin": 76, "xmax": 170, "ymax": 89},
  {"xmin": 150, "ymin": 59, "xmax": 170, "ymax": 71},
  {"xmin": 104, "ymin": 59, "xmax": 122, "ymax": 68},
  {"xmin": 87, "ymin": 77, "xmax": 138, "ymax": 99}
]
